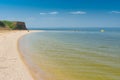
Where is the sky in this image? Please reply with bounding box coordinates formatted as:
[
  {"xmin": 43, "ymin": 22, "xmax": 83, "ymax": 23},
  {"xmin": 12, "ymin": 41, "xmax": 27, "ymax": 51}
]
[{"xmin": 0, "ymin": 0, "xmax": 120, "ymax": 28}]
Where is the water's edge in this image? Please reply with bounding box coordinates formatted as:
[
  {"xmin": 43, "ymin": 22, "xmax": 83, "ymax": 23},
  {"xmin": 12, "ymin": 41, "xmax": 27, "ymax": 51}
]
[{"xmin": 17, "ymin": 31, "xmax": 42, "ymax": 80}]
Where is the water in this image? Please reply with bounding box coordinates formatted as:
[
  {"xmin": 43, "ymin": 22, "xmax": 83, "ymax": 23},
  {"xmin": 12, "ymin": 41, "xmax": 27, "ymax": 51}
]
[{"xmin": 19, "ymin": 28, "xmax": 120, "ymax": 80}]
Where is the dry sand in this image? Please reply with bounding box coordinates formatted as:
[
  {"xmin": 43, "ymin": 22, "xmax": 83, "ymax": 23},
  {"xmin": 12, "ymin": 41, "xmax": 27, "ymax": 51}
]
[{"xmin": 0, "ymin": 30, "xmax": 35, "ymax": 80}]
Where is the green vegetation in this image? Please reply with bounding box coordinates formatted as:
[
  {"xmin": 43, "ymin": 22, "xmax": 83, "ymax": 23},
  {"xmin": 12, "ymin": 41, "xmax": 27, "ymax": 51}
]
[
  {"xmin": 2, "ymin": 21, "xmax": 16, "ymax": 29},
  {"xmin": 0, "ymin": 20, "xmax": 27, "ymax": 30},
  {"xmin": 0, "ymin": 21, "xmax": 5, "ymax": 27}
]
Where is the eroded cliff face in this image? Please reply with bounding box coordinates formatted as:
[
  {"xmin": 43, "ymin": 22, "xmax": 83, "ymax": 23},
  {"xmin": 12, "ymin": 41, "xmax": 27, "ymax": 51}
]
[
  {"xmin": 14, "ymin": 22, "xmax": 27, "ymax": 30},
  {"xmin": 0, "ymin": 21, "xmax": 27, "ymax": 30}
]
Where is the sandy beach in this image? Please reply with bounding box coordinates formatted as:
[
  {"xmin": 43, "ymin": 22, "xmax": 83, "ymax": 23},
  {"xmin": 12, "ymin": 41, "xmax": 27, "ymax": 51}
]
[{"xmin": 0, "ymin": 30, "xmax": 34, "ymax": 80}]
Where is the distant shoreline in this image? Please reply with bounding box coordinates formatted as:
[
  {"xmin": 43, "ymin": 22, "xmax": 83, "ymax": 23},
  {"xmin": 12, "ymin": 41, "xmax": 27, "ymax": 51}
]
[{"xmin": 28, "ymin": 27, "xmax": 120, "ymax": 32}]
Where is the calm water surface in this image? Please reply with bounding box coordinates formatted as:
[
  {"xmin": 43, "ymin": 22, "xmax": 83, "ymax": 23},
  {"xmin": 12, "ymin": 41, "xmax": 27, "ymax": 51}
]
[{"xmin": 19, "ymin": 30, "xmax": 120, "ymax": 80}]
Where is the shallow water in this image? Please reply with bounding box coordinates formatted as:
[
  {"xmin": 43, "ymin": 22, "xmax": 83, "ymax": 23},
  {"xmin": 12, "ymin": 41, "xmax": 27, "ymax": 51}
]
[{"xmin": 19, "ymin": 31, "xmax": 120, "ymax": 80}]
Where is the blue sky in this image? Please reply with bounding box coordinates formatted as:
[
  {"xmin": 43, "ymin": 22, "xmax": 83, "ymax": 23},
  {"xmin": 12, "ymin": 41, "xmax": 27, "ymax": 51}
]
[{"xmin": 0, "ymin": 0, "xmax": 120, "ymax": 28}]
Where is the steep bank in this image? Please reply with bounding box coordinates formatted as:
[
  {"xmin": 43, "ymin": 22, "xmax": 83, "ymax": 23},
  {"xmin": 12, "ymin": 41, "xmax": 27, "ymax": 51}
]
[{"xmin": 0, "ymin": 20, "xmax": 27, "ymax": 30}]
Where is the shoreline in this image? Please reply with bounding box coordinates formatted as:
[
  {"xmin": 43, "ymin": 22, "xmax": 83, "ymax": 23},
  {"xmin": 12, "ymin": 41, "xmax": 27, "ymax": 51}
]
[
  {"xmin": 0, "ymin": 30, "xmax": 39, "ymax": 80},
  {"xmin": 17, "ymin": 30, "xmax": 43, "ymax": 80}
]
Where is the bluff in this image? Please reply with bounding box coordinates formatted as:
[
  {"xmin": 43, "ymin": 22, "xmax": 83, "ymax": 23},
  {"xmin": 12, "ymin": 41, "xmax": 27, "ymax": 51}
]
[{"xmin": 0, "ymin": 20, "xmax": 27, "ymax": 30}]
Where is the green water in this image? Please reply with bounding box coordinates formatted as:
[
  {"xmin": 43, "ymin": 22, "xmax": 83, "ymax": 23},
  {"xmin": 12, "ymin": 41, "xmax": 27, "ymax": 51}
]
[{"xmin": 19, "ymin": 31, "xmax": 120, "ymax": 80}]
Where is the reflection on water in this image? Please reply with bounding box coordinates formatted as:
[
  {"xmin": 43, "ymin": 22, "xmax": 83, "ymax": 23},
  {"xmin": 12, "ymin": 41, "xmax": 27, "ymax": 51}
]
[{"xmin": 19, "ymin": 31, "xmax": 120, "ymax": 80}]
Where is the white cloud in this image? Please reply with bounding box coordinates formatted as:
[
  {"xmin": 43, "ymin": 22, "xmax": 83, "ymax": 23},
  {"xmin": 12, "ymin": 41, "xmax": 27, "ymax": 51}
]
[
  {"xmin": 70, "ymin": 11, "xmax": 86, "ymax": 15},
  {"xmin": 40, "ymin": 12, "xmax": 59, "ymax": 15},
  {"xmin": 40, "ymin": 13, "xmax": 47, "ymax": 15},
  {"xmin": 111, "ymin": 11, "xmax": 120, "ymax": 14},
  {"xmin": 49, "ymin": 12, "xmax": 59, "ymax": 15}
]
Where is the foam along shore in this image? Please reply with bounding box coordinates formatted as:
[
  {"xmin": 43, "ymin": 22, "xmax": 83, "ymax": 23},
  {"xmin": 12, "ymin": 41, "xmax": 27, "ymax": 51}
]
[{"xmin": 0, "ymin": 30, "xmax": 34, "ymax": 80}]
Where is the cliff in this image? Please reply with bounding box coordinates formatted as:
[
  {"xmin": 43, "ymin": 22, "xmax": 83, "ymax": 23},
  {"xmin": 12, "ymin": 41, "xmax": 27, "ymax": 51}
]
[{"xmin": 0, "ymin": 20, "xmax": 27, "ymax": 30}]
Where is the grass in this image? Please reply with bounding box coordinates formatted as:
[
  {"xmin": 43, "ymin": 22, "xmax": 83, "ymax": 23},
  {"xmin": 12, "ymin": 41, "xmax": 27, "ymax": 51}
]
[{"xmin": 2, "ymin": 20, "xmax": 16, "ymax": 29}]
